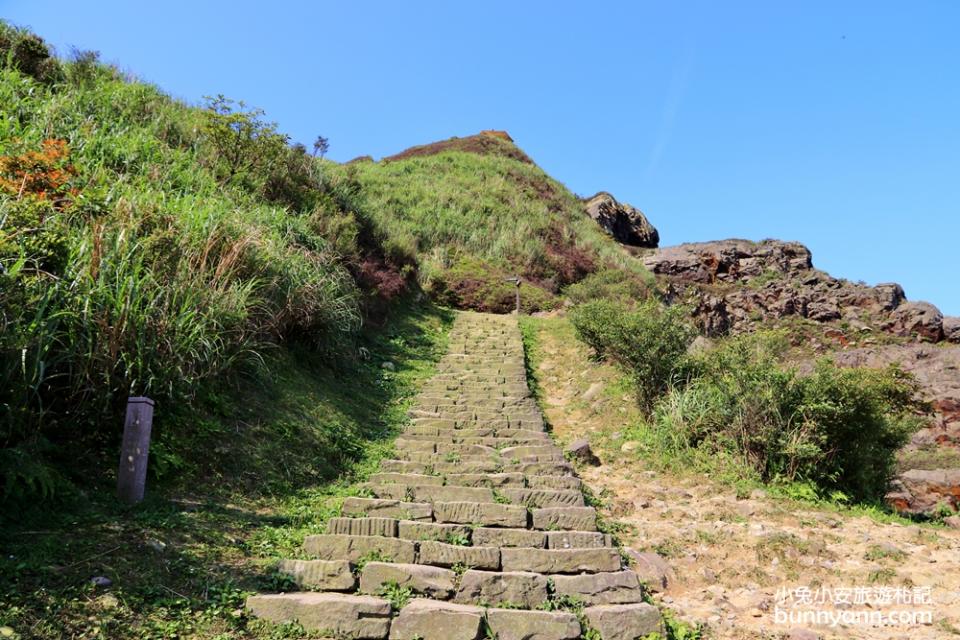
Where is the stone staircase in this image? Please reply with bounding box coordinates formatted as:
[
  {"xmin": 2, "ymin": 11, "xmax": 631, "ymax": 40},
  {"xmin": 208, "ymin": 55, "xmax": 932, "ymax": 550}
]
[{"xmin": 246, "ymin": 312, "xmax": 663, "ymax": 640}]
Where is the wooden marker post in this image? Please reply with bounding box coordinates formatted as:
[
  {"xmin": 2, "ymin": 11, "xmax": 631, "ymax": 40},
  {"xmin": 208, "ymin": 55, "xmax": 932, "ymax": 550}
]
[
  {"xmin": 505, "ymin": 276, "xmax": 521, "ymax": 314},
  {"xmin": 117, "ymin": 396, "xmax": 155, "ymax": 504}
]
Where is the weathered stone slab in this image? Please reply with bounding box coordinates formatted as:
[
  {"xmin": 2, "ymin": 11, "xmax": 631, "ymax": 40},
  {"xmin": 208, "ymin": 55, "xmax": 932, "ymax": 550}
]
[
  {"xmin": 485, "ymin": 608, "xmax": 581, "ymax": 640},
  {"xmin": 388, "ymin": 598, "xmax": 484, "ymax": 640},
  {"xmin": 369, "ymin": 473, "xmax": 444, "ymax": 486},
  {"xmin": 359, "ymin": 562, "xmax": 456, "ymax": 599},
  {"xmin": 394, "ymin": 438, "xmax": 435, "ymax": 453},
  {"xmin": 583, "ymin": 603, "xmax": 663, "ymax": 640},
  {"xmin": 526, "ymin": 475, "xmax": 582, "ymax": 491},
  {"xmin": 499, "ymin": 445, "xmax": 561, "ymax": 459},
  {"xmin": 514, "ymin": 461, "xmax": 575, "ymax": 476},
  {"xmin": 551, "ymin": 571, "xmax": 645, "ymax": 605},
  {"xmin": 454, "ymin": 570, "xmax": 548, "ymax": 608},
  {"xmin": 379, "ymin": 459, "xmax": 429, "ymax": 474},
  {"xmin": 472, "ymin": 527, "xmax": 547, "ymax": 548},
  {"xmin": 302, "ymin": 534, "xmax": 416, "ymax": 563},
  {"xmin": 545, "ymin": 531, "xmax": 609, "ymax": 549},
  {"xmin": 501, "ymin": 488, "xmax": 585, "ymax": 508},
  {"xmin": 326, "ymin": 517, "xmax": 398, "ymax": 538},
  {"xmin": 397, "ymin": 520, "xmax": 472, "ymax": 543},
  {"xmin": 276, "ymin": 559, "xmax": 356, "ymax": 591},
  {"xmin": 434, "ymin": 501, "xmax": 528, "ymax": 528},
  {"xmin": 444, "ymin": 472, "xmax": 526, "ymax": 488},
  {"xmin": 418, "ymin": 541, "xmax": 500, "ymax": 570},
  {"xmin": 434, "ymin": 460, "xmax": 501, "ymax": 474},
  {"xmin": 531, "ymin": 507, "xmax": 597, "ymax": 531},
  {"xmin": 342, "ymin": 497, "xmax": 432, "ymax": 521},
  {"xmin": 409, "ymin": 485, "xmax": 495, "ymax": 504},
  {"xmin": 247, "ymin": 592, "xmax": 391, "ymax": 638},
  {"xmin": 501, "ymin": 548, "xmax": 621, "ymax": 574}
]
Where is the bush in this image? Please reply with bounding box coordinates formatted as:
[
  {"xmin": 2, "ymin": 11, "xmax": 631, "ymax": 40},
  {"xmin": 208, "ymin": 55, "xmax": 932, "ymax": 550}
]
[
  {"xmin": 564, "ymin": 268, "xmax": 653, "ymax": 305},
  {"xmin": 428, "ymin": 256, "xmax": 560, "ymax": 313},
  {"xmin": 653, "ymin": 334, "xmax": 924, "ymax": 501},
  {"xmin": 570, "ymin": 299, "xmax": 696, "ymax": 409}
]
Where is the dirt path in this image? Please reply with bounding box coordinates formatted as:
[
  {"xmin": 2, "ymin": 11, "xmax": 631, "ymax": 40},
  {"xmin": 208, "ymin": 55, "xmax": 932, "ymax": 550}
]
[{"xmin": 526, "ymin": 315, "xmax": 960, "ymax": 640}]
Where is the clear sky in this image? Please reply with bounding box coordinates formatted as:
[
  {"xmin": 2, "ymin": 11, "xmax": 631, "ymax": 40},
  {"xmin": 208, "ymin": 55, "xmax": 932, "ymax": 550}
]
[{"xmin": 3, "ymin": 1, "xmax": 958, "ymax": 314}]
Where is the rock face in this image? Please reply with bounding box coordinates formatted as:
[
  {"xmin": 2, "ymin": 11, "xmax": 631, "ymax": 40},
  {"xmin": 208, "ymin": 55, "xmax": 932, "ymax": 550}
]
[
  {"xmin": 643, "ymin": 238, "xmax": 950, "ymax": 342},
  {"xmin": 885, "ymin": 469, "xmax": 960, "ymax": 514},
  {"xmin": 584, "ymin": 192, "xmax": 659, "ymax": 248}
]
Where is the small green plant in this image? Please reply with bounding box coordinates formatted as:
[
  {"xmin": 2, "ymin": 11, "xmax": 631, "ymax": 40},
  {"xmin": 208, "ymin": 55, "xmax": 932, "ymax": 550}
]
[
  {"xmin": 378, "ymin": 581, "xmax": 414, "ymax": 611},
  {"xmin": 445, "ymin": 532, "xmax": 471, "ymax": 546}
]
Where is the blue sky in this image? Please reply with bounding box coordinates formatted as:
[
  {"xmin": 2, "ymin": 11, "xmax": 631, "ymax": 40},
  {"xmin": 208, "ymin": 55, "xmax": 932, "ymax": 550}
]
[{"xmin": 4, "ymin": 1, "xmax": 958, "ymax": 314}]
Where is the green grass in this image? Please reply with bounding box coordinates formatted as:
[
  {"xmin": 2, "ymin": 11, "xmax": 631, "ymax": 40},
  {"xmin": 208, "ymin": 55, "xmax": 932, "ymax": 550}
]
[
  {"xmin": 325, "ymin": 138, "xmax": 648, "ymax": 309},
  {"xmin": 0, "ymin": 300, "xmax": 453, "ymax": 640}
]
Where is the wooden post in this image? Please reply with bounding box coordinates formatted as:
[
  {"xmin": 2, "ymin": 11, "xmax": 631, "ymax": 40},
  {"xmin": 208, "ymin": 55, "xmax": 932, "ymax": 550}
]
[
  {"xmin": 117, "ymin": 396, "xmax": 155, "ymax": 504},
  {"xmin": 505, "ymin": 276, "xmax": 521, "ymax": 314}
]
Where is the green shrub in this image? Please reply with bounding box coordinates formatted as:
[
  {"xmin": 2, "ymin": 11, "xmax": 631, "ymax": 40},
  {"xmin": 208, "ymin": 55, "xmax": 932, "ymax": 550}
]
[
  {"xmin": 428, "ymin": 256, "xmax": 560, "ymax": 313},
  {"xmin": 570, "ymin": 299, "xmax": 696, "ymax": 409},
  {"xmin": 653, "ymin": 333, "xmax": 924, "ymax": 501},
  {"xmin": 564, "ymin": 268, "xmax": 653, "ymax": 305}
]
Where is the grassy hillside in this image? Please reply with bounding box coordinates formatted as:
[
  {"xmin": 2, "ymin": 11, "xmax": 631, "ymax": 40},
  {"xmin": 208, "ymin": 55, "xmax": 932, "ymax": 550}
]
[
  {"xmin": 327, "ymin": 134, "xmax": 648, "ymax": 312},
  {"xmin": 0, "ymin": 22, "xmax": 432, "ymax": 501}
]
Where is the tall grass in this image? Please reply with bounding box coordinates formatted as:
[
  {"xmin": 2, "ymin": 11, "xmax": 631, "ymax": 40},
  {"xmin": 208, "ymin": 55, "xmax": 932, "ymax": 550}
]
[{"xmin": 0, "ymin": 23, "xmax": 367, "ymax": 500}]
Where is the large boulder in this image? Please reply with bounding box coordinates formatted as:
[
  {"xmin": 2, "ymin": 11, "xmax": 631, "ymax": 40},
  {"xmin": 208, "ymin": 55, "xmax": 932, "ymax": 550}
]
[
  {"xmin": 943, "ymin": 316, "xmax": 960, "ymax": 343},
  {"xmin": 642, "ymin": 239, "xmax": 812, "ymax": 283},
  {"xmin": 885, "ymin": 301, "xmax": 944, "ymax": 342},
  {"xmin": 584, "ymin": 192, "xmax": 659, "ymax": 248}
]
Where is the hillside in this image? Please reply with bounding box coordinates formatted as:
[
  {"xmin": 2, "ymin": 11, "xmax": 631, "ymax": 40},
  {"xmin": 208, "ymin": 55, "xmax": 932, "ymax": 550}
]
[
  {"xmin": 325, "ymin": 132, "xmax": 647, "ymax": 312},
  {"xmin": 2, "ymin": 21, "xmax": 959, "ymax": 640}
]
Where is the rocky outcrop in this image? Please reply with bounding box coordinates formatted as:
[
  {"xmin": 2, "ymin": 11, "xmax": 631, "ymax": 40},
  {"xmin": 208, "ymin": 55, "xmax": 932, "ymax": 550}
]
[
  {"xmin": 584, "ymin": 192, "xmax": 659, "ymax": 248},
  {"xmin": 644, "ymin": 239, "xmax": 950, "ymax": 343},
  {"xmin": 885, "ymin": 469, "xmax": 960, "ymax": 515},
  {"xmin": 831, "ymin": 344, "xmax": 960, "ymax": 515},
  {"xmin": 884, "ymin": 302, "xmax": 944, "ymax": 342}
]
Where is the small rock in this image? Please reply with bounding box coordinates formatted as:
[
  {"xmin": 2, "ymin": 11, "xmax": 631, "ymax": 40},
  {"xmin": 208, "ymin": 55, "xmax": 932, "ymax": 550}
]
[
  {"xmin": 622, "ymin": 549, "xmax": 673, "ymax": 592},
  {"xmin": 97, "ymin": 594, "xmax": 120, "ymax": 609},
  {"xmin": 565, "ymin": 438, "xmax": 600, "ymax": 465},
  {"xmin": 620, "ymin": 441, "xmax": 639, "ymax": 453},
  {"xmin": 700, "ymin": 567, "xmax": 718, "ymax": 583},
  {"xmin": 381, "ymin": 361, "xmax": 395, "ymax": 371},
  {"xmin": 582, "ymin": 382, "xmax": 604, "ymax": 401},
  {"xmin": 90, "ymin": 576, "xmax": 112, "ymax": 588},
  {"xmin": 146, "ymin": 539, "xmax": 166, "ymax": 553},
  {"xmin": 944, "ymin": 515, "xmax": 960, "ymax": 529},
  {"xmin": 786, "ymin": 629, "xmax": 820, "ymax": 640}
]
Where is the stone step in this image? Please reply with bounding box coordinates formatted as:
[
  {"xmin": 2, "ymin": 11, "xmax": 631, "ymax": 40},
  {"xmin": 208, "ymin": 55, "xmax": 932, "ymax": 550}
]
[
  {"xmin": 275, "ymin": 559, "xmax": 356, "ymax": 590},
  {"xmin": 472, "ymin": 527, "xmax": 546, "ymax": 548},
  {"xmin": 499, "ymin": 488, "xmax": 585, "ymax": 508},
  {"xmin": 368, "ymin": 472, "xmax": 444, "ymax": 486},
  {"xmin": 389, "ymin": 598, "xmax": 483, "ymax": 640},
  {"xmin": 367, "ymin": 484, "xmax": 496, "ymax": 504},
  {"xmin": 501, "ymin": 548, "xmax": 622, "ymax": 574},
  {"xmin": 326, "ymin": 517, "xmax": 399, "ymax": 537},
  {"xmin": 359, "ymin": 562, "xmax": 456, "ymax": 600},
  {"xmin": 398, "ymin": 521, "xmax": 472, "ymax": 543},
  {"xmin": 486, "ymin": 608, "xmax": 581, "ymax": 640},
  {"xmin": 417, "ymin": 540, "xmax": 500, "ymax": 570},
  {"xmin": 433, "ymin": 501, "xmax": 528, "ymax": 528},
  {"xmin": 342, "ymin": 497, "xmax": 433, "ymax": 521},
  {"xmin": 302, "ymin": 534, "xmax": 416, "ymax": 563},
  {"xmin": 583, "ymin": 602, "xmax": 663, "ymax": 639},
  {"xmin": 545, "ymin": 530, "xmax": 612, "ymax": 549},
  {"xmin": 551, "ymin": 570, "xmax": 647, "ymax": 605},
  {"xmin": 531, "ymin": 506, "xmax": 598, "ymax": 531},
  {"xmin": 444, "ymin": 472, "xmax": 526, "ymax": 487},
  {"xmin": 453, "ymin": 569, "xmax": 548, "ymax": 608},
  {"xmin": 527, "ymin": 475, "xmax": 582, "ymax": 491},
  {"xmin": 246, "ymin": 592, "xmax": 391, "ymax": 638}
]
